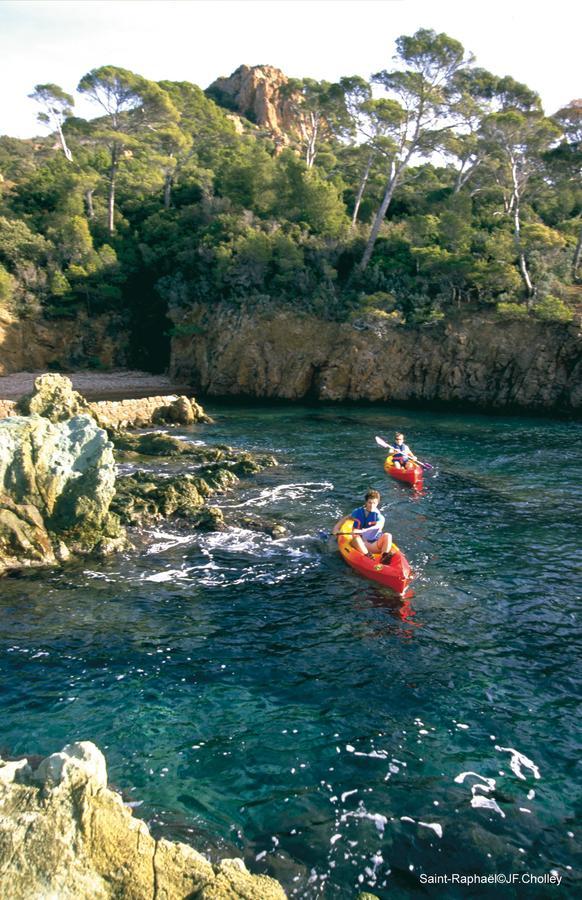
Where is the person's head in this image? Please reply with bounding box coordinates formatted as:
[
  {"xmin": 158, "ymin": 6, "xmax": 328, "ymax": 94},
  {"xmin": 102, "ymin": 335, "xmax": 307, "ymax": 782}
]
[
  {"xmin": 395, "ymin": 432, "xmax": 405, "ymax": 444},
  {"xmin": 364, "ymin": 489, "xmax": 381, "ymax": 510}
]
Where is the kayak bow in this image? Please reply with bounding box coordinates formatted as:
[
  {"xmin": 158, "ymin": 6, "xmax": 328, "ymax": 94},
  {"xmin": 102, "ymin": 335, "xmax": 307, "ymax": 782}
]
[
  {"xmin": 384, "ymin": 453, "xmax": 423, "ymax": 488},
  {"xmin": 336, "ymin": 519, "xmax": 412, "ymax": 595}
]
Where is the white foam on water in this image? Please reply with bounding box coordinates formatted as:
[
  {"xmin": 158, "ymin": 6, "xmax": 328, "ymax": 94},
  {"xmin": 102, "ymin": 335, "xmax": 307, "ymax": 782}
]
[
  {"xmin": 341, "ymin": 789, "xmax": 358, "ymax": 802},
  {"xmin": 454, "ymin": 771, "xmax": 496, "ymax": 791},
  {"xmin": 340, "ymin": 807, "xmax": 388, "ymax": 836},
  {"xmin": 400, "ymin": 816, "xmax": 415, "ymax": 823},
  {"xmin": 495, "ymin": 746, "xmax": 541, "ymax": 780},
  {"xmin": 330, "ymin": 834, "xmax": 342, "ymax": 845},
  {"xmin": 144, "ymin": 569, "xmax": 189, "ymax": 583},
  {"xmin": 527, "ymin": 789, "xmax": 536, "ymax": 800},
  {"xmin": 419, "ymin": 821, "xmax": 443, "ymax": 838},
  {"xmin": 471, "ymin": 795, "xmax": 505, "ymax": 817},
  {"xmin": 145, "ymin": 531, "xmax": 198, "ymax": 554},
  {"xmin": 353, "ymin": 749, "xmax": 389, "ymax": 759},
  {"xmin": 228, "ymin": 481, "xmax": 334, "ymax": 509},
  {"xmin": 456, "ymin": 723, "xmax": 470, "ymax": 729}
]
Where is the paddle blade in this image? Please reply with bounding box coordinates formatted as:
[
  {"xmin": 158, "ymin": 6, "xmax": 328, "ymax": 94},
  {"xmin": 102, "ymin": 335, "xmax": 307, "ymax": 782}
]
[{"xmin": 375, "ymin": 435, "xmax": 391, "ymax": 449}]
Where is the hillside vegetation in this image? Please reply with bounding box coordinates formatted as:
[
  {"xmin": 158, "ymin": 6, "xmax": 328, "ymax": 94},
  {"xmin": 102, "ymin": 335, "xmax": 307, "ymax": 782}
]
[{"xmin": 0, "ymin": 29, "xmax": 580, "ymax": 370}]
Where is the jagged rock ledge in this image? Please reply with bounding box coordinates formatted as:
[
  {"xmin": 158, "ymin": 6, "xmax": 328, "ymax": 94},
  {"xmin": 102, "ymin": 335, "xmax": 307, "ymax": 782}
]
[
  {"xmin": 0, "ymin": 741, "xmax": 286, "ymax": 900},
  {"xmin": 0, "ymin": 374, "xmax": 280, "ymax": 575}
]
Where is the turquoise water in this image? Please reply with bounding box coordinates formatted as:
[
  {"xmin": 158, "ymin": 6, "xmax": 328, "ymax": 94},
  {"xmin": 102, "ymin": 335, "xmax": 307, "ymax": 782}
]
[{"xmin": 1, "ymin": 403, "xmax": 581, "ymax": 898}]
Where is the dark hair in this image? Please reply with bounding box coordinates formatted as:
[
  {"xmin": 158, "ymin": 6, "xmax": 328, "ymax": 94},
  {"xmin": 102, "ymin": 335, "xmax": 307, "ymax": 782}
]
[
  {"xmin": 395, "ymin": 432, "xmax": 405, "ymax": 440},
  {"xmin": 365, "ymin": 489, "xmax": 381, "ymax": 502}
]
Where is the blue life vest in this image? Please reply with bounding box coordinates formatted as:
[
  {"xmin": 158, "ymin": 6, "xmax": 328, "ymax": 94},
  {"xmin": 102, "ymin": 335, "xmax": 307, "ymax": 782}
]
[
  {"xmin": 351, "ymin": 506, "xmax": 385, "ymax": 542},
  {"xmin": 393, "ymin": 441, "xmax": 410, "ymax": 461}
]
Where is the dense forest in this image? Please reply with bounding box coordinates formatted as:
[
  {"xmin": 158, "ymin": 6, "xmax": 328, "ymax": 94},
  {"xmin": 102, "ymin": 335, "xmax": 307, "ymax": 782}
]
[{"xmin": 0, "ymin": 28, "xmax": 580, "ymax": 369}]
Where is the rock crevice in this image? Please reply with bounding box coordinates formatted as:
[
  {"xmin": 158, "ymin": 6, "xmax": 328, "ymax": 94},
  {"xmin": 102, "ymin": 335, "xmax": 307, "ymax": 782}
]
[{"xmin": 0, "ymin": 742, "xmax": 286, "ymax": 899}]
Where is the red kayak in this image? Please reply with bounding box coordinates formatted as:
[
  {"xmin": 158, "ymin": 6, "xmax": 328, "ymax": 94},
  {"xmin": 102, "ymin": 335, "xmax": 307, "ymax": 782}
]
[
  {"xmin": 384, "ymin": 453, "xmax": 423, "ymax": 488},
  {"xmin": 337, "ymin": 520, "xmax": 412, "ymax": 595}
]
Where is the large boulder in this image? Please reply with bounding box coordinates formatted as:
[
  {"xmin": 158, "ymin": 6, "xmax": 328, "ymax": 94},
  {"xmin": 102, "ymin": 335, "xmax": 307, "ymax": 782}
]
[
  {"xmin": 16, "ymin": 373, "xmax": 91, "ymax": 422},
  {"xmin": 0, "ymin": 414, "xmax": 124, "ymax": 572},
  {"xmin": 0, "ymin": 741, "xmax": 286, "ymax": 900}
]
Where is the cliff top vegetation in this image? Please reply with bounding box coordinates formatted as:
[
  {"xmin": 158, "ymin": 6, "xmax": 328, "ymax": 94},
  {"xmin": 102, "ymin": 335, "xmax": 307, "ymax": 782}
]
[{"xmin": 0, "ymin": 29, "xmax": 580, "ymax": 370}]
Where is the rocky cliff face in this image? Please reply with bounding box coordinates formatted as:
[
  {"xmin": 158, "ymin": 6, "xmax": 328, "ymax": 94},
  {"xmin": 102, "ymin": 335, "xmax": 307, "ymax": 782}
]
[
  {"xmin": 207, "ymin": 64, "xmax": 306, "ymax": 150},
  {"xmin": 169, "ymin": 307, "xmax": 582, "ymax": 412},
  {"xmin": 0, "ymin": 741, "xmax": 286, "ymax": 900},
  {"xmin": 0, "ymin": 308, "xmax": 128, "ymax": 375}
]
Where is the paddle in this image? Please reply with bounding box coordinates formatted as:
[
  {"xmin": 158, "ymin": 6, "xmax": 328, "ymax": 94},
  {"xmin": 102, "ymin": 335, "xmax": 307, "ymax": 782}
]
[
  {"xmin": 375, "ymin": 435, "xmax": 433, "ymax": 470},
  {"xmin": 318, "ymin": 528, "xmax": 367, "ymax": 539}
]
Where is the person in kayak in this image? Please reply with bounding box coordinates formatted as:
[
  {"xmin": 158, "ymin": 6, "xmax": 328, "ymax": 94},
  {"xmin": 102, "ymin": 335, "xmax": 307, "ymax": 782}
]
[
  {"xmin": 392, "ymin": 432, "xmax": 415, "ymax": 470},
  {"xmin": 333, "ymin": 489, "xmax": 393, "ymax": 560}
]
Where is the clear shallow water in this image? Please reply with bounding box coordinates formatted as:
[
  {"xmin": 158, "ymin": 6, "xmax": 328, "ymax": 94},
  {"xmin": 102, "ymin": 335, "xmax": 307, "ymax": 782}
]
[{"xmin": 1, "ymin": 402, "xmax": 581, "ymax": 897}]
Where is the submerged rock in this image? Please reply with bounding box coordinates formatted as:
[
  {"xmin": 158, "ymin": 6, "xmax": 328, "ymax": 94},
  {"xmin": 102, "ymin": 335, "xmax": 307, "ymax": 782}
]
[{"xmin": 0, "ymin": 741, "xmax": 286, "ymax": 900}]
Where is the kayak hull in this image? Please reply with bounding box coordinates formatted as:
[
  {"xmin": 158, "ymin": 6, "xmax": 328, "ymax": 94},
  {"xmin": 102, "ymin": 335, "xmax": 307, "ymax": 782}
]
[
  {"xmin": 337, "ymin": 520, "xmax": 412, "ymax": 595},
  {"xmin": 384, "ymin": 454, "xmax": 423, "ymax": 488}
]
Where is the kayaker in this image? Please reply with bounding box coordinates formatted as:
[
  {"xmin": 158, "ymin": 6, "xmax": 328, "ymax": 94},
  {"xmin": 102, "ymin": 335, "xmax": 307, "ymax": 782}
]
[
  {"xmin": 333, "ymin": 489, "xmax": 393, "ymax": 560},
  {"xmin": 392, "ymin": 432, "xmax": 414, "ymax": 470}
]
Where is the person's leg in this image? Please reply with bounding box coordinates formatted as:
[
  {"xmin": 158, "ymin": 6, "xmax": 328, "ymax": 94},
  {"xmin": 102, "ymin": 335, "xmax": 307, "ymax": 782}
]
[
  {"xmin": 377, "ymin": 533, "xmax": 392, "ymax": 555},
  {"xmin": 351, "ymin": 534, "xmax": 371, "ymax": 555}
]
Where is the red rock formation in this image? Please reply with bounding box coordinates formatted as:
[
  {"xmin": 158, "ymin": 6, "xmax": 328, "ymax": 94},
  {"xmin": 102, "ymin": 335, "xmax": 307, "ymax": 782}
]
[{"xmin": 207, "ymin": 64, "xmax": 307, "ymax": 151}]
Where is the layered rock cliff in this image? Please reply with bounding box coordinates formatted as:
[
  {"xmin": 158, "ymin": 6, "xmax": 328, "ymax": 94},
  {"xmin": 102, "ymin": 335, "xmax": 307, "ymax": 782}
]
[
  {"xmin": 0, "ymin": 308, "xmax": 128, "ymax": 375},
  {"xmin": 169, "ymin": 307, "xmax": 582, "ymax": 412},
  {"xmin": 0, "ymin": 741, "xmax": 286, "ymax": 899},
  {"xmin": 207, "ymin": 64, "xmax": 306, "ymax": 150}
]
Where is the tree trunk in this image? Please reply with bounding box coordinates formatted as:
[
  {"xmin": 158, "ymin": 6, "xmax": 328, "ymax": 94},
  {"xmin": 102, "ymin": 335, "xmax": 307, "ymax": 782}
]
[
  {"xmin": 572, "ymin": 223, "xmax": 582, "ymax": 281},
  {"xmin": 85, "ymin": 189, "xmax": 95, "ymax": 219},
  {"xmin": 453, "ymin": 158, "xmax": 480, "ymax": 194},
  {"xmin": 107, "ymin": 147, "xmax": 118, "ymax": 235},
  {"xmin": 351, "ymin": 151, "xmax": 374, "ymax": 229},
  {"xmin": 55, "ymin": 120, "xmax": 73, "ymax": 162},
  {"xmin": 164, "ymin": 172, "xmax": 173, "ymax": 210},
  {"xmin": 306, "ymin": 112, "xmax": 319, "ymax": 168},
  {"xmin": 359, "ymin": 160, "xmax": 401, "ymax": 270},
  {"xmin": 510, "ymin": 159, "xmax": 534, "ymax": 303}
]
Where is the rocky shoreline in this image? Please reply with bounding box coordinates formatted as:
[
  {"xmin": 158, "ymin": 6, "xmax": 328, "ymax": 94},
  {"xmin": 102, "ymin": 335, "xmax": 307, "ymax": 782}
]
[
  {"xmin": 0, "ymin": 373, "xmax": 280, "ymax": 576},
  {"xmin": 169, "ymin": 307, "xmax": 582, "ymax": 413},
  {"xmin": 0, "ymin": 741, "xmax": 286, "ymax": 900},
  {"xmin": 0, "ymin": 373, "xmax": 296, "ymax": 898}
]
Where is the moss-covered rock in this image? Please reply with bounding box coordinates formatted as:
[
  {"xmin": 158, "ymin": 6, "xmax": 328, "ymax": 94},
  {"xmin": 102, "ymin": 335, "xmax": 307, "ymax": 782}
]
[
  {"xmin": 111, "ymin": 472, "xmax": 206, "ymax": 525},
  {"xmin": 16, "ymin": 373, "xmax": 91, "ymax": 422}
]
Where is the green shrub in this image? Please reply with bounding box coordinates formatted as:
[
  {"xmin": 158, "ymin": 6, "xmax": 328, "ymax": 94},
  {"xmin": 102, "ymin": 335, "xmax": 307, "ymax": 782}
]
[
  {"xmin": 0, "ymin": 264, "xmax": 16, "ymax": 307},
  {"xmin": 533, "ymin": 295, "xmax": 574, "ymax": 323},
  {"xmin": 496, "ymin": 301, "xmax": 529, "ymax": 319}
]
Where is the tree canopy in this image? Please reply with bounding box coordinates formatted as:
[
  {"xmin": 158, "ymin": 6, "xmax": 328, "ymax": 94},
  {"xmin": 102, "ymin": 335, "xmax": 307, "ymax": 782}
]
[{"xmin": 0, "ymin": 29, "xmax": 578, "ymax": 369}]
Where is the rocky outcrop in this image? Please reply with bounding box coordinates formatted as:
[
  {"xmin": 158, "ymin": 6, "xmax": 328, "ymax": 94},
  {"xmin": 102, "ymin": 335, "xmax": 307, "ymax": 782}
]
[
  {"xmin": 0, "ymin": 741, "xmax": 286, "ymax": 900},
  {"xmin": 207, "ymin": 64, "xmax": 306, "ymax": 150},
  {"xmin": 0, "ymin": 308, "xmax": 128, "ymax": 376},
  {"xmin": 17, "ymin": 372, "xmax": 91, "ymax": 421},
  {"xmin": 111, "ymin": 438, "xmax": 277, "ymax": 527},
  {"xmin": 0, "ymin": 414, "xmax": 124, "ymax": 573},
  {"xmin": 169, "ymin": 307, "xmax": 582, "ymax": 412},
  {"xmin": 3, "ymin": 373, "xmax": 212, "ymax": 428},
  {"xmin": 90, "ymin": 393, "xmax": 212, "ymax": 429}
]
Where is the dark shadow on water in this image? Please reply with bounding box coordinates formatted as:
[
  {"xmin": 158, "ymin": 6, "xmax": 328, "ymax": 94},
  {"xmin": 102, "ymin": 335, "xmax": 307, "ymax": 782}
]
[{"xmin": 353, "ymin": 586, "xmax": 421, "ymax": 642}]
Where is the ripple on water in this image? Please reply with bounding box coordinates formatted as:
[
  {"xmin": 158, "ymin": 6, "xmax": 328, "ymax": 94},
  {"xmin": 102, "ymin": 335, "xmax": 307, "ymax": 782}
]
[{"xmin": 0, "ymin": 406, "xmax": 580, "ymax": 898}]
